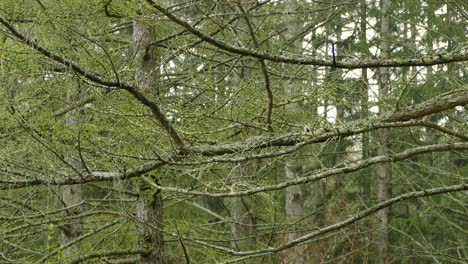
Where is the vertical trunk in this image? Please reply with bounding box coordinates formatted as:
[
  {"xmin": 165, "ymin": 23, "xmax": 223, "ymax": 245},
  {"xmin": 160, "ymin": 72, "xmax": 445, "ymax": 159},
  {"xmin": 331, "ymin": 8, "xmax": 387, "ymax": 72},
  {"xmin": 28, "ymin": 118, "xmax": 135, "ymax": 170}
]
[
  {"xmin": 136, "ymin": 190, "xmax": 164, "ymax": 263},
  {"xmin": 231, "ymin": 165, "xmax": 256, "ymax": 251},
  {"xmin": 132, "ymin": 20, "xmax": 164, "ymax": 264},
  {"xmin": 284, "ymin": 162, "xmax": 305, "ymax": 264},
  {"xmin": 133, "ymin": 22, "xmax": 158, "ymax": 96},
  {"xmin": 332, "ymin": 19, "xmax": 345, "ymax": 190},
  {"xmin": 60, "ymin": 184, "xmax": 83, "ymax": 255},
  {"xmin": 377, "ymin": 0, "xmax": 391, "ymax": 263},
  {"xmin": 444, "ymin": 4, "xmax": 455, "ymax": 75},
  {"xmin": 284, "ymin": 0, "xmax": 306, "ymax": 263},
  {"xmin": 410, "ymin": 14, "xmax": 418, "ymax": 85},
  {"xmin": 425, "ymin": 6, "xmax": 435, "ymax": 79},
  {"xmin": 360, "ymin": 0, "xmax": 371, "ymax": 196},
  {"xmin": 60, "ymin": 86, "xmax": 84, "ymax": 255}
]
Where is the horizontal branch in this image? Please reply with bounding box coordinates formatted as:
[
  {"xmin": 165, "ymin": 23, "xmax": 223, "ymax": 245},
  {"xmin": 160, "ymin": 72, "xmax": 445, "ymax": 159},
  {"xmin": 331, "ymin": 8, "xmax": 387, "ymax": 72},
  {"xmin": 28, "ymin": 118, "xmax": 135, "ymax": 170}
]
[
  {"xmin": 0, "ymin": 89, "xmax": 464, "ymax": 187},
  {"xmin": 145, "ymin": 0, "xmax": 468, "ymax": 69},
  {"xmin": 0, "ymin": 160, "xmax": 166, "ymax": 188},
  {"xmin": 142, "ymin": 142, "xmax": 468, "ymax": 197},
  {"xmin": 1, "ymin": 120, "xmax": 465, "ymax": 187},
  {"xmin": 70, "ymin": 249, "xmax": 148, "ymax": 264},
  {"xmin": 384, "ymin": 91, "xmax": 468, "ymax": 122},
  {"xmin": 215, "ymin": 183, "xmax": 468, "ymax": 262},
  {"xmin": 185, "ymin": 91, "xmax": 467, "ymax": 156},
  {"xmin": 3, "ymin": 210, "xmax": 124, "ymax": 237},
  {"xmin": 416, "ymin": 120, "xmax": 468, "ymax": 141}
]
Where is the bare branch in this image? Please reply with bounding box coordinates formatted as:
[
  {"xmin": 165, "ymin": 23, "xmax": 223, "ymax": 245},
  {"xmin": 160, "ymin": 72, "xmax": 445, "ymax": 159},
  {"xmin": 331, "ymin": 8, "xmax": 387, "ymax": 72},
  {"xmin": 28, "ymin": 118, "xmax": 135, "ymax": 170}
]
[
  {"xmin": 142, "ymin": 143, "xmax": 468, "ymax": 197},
  {"xmin": 145, "ymin": 0, "xmax": 468, "ymax": 69},
  {"xmin": 70, "ymin": 249, "xmax": 148, "ymax": 264},
  {"xmin": 384, "ymin": 91, "xmax": 468, "ymax": 122},
  {"xmin": 39, "ymin": 220, "xmax": 120, "ymax": 262},
  {"xmin": 237, "ymin": 2, "xmax": 273, "ymax": 132},
  {"xmin": 0, "ymin": 15, "xmax": 185, "ymax": 148},
  {"xmin": 1, "ymin": 121, "xmax": 465, "ymax": 187},
  {"xmin": 53, "ymin": 96, "xmax": 96, "ymax": 117},
  {"xmin": 180, "ymin": 181, "xmax": 466, "ymax": 263},
  {"xmin": 209, "ymin": 184, "xmax": 468, "ymax": 263}
]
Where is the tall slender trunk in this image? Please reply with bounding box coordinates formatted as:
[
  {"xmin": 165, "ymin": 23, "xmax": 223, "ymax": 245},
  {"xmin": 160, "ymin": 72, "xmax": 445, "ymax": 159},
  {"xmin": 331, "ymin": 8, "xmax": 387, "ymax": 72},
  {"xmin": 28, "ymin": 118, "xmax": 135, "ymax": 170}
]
[
  {"xmin": 377, "ymin": 0, "xmax": 391, "ymax": 263},
  {"xmin": 410, "ymin": 14, "xmax": 418, "ymax": 86},
  {"xmin": 425, "ymin": 5, "xmax": 435, "ymax": 79},
  {"xmin": 284, "ymin": 0, "xmax": 306, "ymax": 263},
  {"xmin": 332, "ymin": 19, "xmax": 345, "ymax": 190},
  {"xmin": 136, "ymin": 189, "xmax": 163, "ymax": 263},
  {"xmin": 360, "ymin": 0, "xmax": 371, "ymax": 196},
  {"xmin": 132, "ymin": 20, "xmax": 164, "ymax": 264},
  {"xmin": 359, "ymin": 2, "xmax": 373, "ymax": 260}
]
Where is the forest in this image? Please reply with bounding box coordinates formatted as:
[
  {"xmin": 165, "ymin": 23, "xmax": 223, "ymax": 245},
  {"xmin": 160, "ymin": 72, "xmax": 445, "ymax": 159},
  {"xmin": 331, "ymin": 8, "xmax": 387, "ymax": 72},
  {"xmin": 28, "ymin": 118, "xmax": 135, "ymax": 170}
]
[{"xmin": 0, "ymin": 0, "xmax": 467, "ymax": 263}]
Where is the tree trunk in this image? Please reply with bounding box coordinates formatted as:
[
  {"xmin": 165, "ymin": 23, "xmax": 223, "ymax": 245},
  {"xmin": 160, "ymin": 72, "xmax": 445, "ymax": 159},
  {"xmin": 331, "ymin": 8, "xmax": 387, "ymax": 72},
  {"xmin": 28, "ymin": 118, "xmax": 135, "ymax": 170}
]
[
  {"xmin": 284, "ymin": 0, "xmax": 306, "ymax": 263},
  {"xmin": 132, "ymin": 19, "xmax": 164, "ymax": 263},
  {"xmin": 331, "ymin": 18, "xmax": 345, "ymax": 191},
  {"xmin": 137, "ymin": 191, "xmax": 164, "ymax": 263},
  {"xmin": 284, "ymin": 162, "xmax": 305, "ymax": 264},
  {"xmin": 231, "ymin": 164, "xmax": 256, "ymax": 251},
  {"xmin": 377, "ymin": 0, "xmax": 391, "ymax": 263},
  {"xmin": 60, "ymin": 184, "xmax": 83, "ymax": 255},
  {"xmin": 360, "ymin": 0, "xmax": 371, "ymax": 196},
  {"xmin": 60, "ymin": 85, "xmax": 84, "ymax": 255}
]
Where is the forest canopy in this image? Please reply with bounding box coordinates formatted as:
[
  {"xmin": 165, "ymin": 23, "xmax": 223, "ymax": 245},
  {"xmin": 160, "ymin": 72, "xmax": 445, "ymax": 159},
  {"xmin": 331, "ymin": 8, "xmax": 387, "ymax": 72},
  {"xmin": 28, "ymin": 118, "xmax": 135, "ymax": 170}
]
[{"xmin": 0, "ymin": 0, "xmax": 466, "ymax": 263}]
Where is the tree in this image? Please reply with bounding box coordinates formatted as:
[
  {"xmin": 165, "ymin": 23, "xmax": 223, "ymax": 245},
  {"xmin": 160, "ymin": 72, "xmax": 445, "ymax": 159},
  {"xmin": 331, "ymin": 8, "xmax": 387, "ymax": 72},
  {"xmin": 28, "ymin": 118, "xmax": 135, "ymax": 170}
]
[
  {"xmin": 132, "ymin": 13, "xmax": 164, "ymax": 264},
  {"xmin": 283, "ymin": 0, "xmax": 307, "ymax": 263},
  {"xmin": 0, "ymin": 0, "xmax": 466, "ymax": 263},
  {"xmin": 376, "ymin": 0, "xmax": 391, "ymax": 263}
]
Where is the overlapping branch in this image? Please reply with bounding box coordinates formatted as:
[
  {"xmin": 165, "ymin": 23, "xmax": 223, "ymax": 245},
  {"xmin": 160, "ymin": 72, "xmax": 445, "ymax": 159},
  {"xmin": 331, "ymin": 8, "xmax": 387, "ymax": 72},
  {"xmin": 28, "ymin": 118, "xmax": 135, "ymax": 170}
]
[
  {"xmin": 141, "ymin": 142, "xmax": 468, "ymax": 197},
  {"xmin": 0, "ymin": 14, "xmax": 466, "ymax": 188},
  {"xmin": 145, "ymin": 0, "xmax": 468, "ymax": 69},
  {"xmin": 216, "ymin": 183, "xmax": 468, "ymax": 263},
  {"xmin": 185, "ymin": 91, "xmax": 467, "ymax": 156},
  {"xmin": 1, "ymin": 132, "xmax": 466, "ymax": 188},
  {"xmin": 0, "ymin": 15, "xmax": 185, "ymax": 148},
  {"xmin": 237, "ymin": 2, "xmax": 274, "ymax": 132},
  {"xmin": 1, "ymin": 89, "xmax": 466, "ymax": 187}
]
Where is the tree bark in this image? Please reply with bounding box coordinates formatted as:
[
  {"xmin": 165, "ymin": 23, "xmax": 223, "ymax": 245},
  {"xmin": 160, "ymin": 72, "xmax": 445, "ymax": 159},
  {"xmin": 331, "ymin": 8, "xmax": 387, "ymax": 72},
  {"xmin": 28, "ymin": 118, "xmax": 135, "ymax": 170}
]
[
  {"xmin": 137, "ymin": 190, "xmax": 163, "ymax": 263},
  {"xmin": 60, "ymin": 184, "xmax": 83, "ymax": 255},
  {"xmin": 284, "ymin": 161, "xmax": 305, "ymax": 264},
  {"xmin": 332, "ymin": 17, "xmax": 345, "ymax": 191},
  {"xmin": 132, "ymin": 19, "xmax": 164, "ymax": 263},
  {"xmin": 284, "ymin": 0, "xmax": 306, "ymax": 263},
  {"xmin": 377, "ymin": 0, "xmax": 391, "ymax": 263},
  {"xmin": 360, "ymin": 0, "xmax": 371, "ymax": 196}
]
